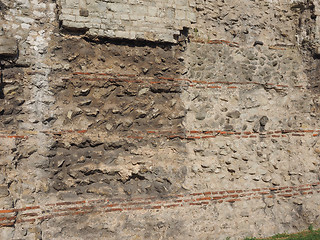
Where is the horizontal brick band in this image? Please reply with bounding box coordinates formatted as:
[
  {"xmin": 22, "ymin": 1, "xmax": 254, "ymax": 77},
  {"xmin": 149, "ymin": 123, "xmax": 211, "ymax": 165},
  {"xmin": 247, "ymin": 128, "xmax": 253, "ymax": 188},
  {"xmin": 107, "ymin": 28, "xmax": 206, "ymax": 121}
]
[
  {"xmin": 189, "ymin": 38, "xmax": 295, "ymax": 51},
  {"xmin": 0, "ymin": 181, "xmax": 319, "ymax": 228}
]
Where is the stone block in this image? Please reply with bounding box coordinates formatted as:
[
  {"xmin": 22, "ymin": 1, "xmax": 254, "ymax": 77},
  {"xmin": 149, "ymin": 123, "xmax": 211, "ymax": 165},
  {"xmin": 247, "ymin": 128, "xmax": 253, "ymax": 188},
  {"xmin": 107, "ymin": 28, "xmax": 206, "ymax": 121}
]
[
  {"xmin": 0, "ymin": 185, "xmax": 9, "ymax": 197},
  {"xmin": 0, "ymin": 36, "xmax": 18, "ymax": 59},
  {"xmin": 315, "ymin": 46, "xmax": 320, "ymax": 55},
  {"xmin": 60, "ymin": 14, "xmax": 76, "ymax": 22}
]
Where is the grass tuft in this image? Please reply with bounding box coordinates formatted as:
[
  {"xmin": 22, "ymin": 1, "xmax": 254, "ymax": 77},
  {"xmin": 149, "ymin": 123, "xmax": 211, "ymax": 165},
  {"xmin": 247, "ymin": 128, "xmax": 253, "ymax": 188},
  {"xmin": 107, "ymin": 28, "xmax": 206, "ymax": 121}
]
[{"xmin": 244, "ymin": 228, "xmax": 320, "ymax": 240}]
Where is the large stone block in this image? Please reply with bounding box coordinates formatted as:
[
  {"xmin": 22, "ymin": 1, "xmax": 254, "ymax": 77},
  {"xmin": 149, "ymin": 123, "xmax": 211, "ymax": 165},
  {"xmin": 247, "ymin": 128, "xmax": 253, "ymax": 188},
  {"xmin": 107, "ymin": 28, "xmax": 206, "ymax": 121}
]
[{"xmin": 0, "ymin": 36, "xmax": 18, "ymax": 59}]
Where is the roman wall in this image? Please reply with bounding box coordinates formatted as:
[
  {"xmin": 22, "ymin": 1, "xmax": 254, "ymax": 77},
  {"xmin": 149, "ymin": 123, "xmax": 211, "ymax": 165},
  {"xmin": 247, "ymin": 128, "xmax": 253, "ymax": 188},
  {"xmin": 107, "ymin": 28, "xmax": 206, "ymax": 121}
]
[{"xmin": 0, "ymin": 0, "xmax": 320, "ymax": 239}]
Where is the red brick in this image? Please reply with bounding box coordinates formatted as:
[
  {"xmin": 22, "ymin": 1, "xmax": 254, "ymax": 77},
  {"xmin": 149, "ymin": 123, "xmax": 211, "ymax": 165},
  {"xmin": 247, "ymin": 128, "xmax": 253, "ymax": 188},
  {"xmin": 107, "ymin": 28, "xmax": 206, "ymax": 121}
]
[
  {"xmin": 212, "ymin": 196, "xmax": 222, "ymax": 200},
  {"xmin": 228, "ymin": 194, "xmax": 239, "ymax": 198},
  {"xmin": 150, "ymin": 206, "xmax": 161, "ymax": 209},
  {"xmin": 0, "ymin": 216, "xmax": 16, "ymax": 221},
  {"xmin": 16, "ymin": 218, "xmax": 36, "ymax": 223},
  {"xmin": 196, "ymin": 197, "xmax": 211, "ymax": 201},
  {"xmin": 72, "ymin": 211, "xmax": 92, "ymax": 216},
  {"xmin": 128, "ymin": 207, "xmax": 143, "ymax": 211},
  {"xmin": 189, "ymin": 131, "xmax": 201, "ymax": 134},
  {"xmin": 186, "ymin": 136, "xmax": 201, "ymax": 139},
  {"xmin": 104, "ymin": 204, "xmax": 119, "ymax": 208},
  {"xmin": 77, "ymin": 130, "xmax": 87, "ymax": 133},
  {"xmin": 225, "ymin": 199, "xmax": 241, "ymax": 202},
  {"xmin": 226, "ymin": 190, "xmax": 235, "ymax": 194},
  {"xmin": 204, "ymin": 131, "xmax": 214, "ymax": 134},
  {"xmin": 258, "ymin": 192, "xmax": 269, "ymax": 195},
  {"xmin": 38, "ymin": 215, "xmax": 53, "ymax": 221},
  {"xmin": 279, "ymin": 194, "xmax": 293, "ymax": 197},
  {"xmin": 164, "ymin": 204, "xmax": 180, "ymax": 208},
  {"xmin": 189, "ymin": 202, "xmax": 202, "ymax": 206},
  {"xmin": 0, "ymin": 209, "xmax": 15, "ymax": 214},
  {"xmin": 201, "ymin": 136, "xmax": 216, "ymax": 139},
  {"xmin": 299, "ymin": 188, "xmax": 311, "ymax": 191},
  {"xmin": 20, "ymin": 213, "xmax": 38, "ymax": 217},
  {"xmin": 127, "ymin": 136, "xmax": 143, "ymax": 139}
]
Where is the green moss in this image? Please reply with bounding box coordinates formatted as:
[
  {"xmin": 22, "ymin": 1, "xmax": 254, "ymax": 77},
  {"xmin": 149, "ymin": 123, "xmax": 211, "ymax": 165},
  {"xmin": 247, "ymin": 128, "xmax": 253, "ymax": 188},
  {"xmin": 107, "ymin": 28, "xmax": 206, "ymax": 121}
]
[{"xmin": 244, "ymin": 228, "xmax": 320, "ymax": 240}]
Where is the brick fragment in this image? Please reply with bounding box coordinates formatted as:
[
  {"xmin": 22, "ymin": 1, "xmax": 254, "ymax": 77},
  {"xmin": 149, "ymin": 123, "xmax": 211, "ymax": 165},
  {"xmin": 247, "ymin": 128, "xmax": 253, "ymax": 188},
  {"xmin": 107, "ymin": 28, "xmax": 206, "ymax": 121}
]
[
  {"xmin": 196, "ymin": 197, "xmax": 211, "ymax": 201},
  {"xmin": 225, "ymin": 199, "xmax": 241, "ymax": 203}
]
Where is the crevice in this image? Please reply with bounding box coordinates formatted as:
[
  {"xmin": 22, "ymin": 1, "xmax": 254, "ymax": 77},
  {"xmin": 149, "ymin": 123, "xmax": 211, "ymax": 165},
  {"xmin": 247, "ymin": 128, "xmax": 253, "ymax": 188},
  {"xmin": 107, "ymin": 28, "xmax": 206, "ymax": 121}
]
[
  {"xmin": 120, "ymin": 173, "xmax": 147, "ymax": 183},
  {"xmin": 83, "ymin": 35, "xmax": 176, "ymax": 49},
  {"xmin": 0, "ymin": 63, "xmax": 4, "ymax": 99}
]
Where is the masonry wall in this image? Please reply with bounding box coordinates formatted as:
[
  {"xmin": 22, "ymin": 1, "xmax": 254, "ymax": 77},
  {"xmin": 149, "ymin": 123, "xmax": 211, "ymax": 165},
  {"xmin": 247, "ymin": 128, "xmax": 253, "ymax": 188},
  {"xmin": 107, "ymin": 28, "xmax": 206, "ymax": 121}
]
[{"xmin": 0, "ymin": 0, "xmax": 320, "ymax": 239}]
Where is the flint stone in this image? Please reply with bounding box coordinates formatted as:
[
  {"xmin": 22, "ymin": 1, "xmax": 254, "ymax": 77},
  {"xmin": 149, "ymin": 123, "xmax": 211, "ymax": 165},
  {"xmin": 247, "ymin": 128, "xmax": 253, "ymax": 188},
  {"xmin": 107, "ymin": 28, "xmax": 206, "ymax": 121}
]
[
  {"xmin": 0, "ymin": 185, "xmax": 9, "ymax": 197},
  {"xmin": 0, "ymin": 36, "xmax": 18, "ymax": 58}
]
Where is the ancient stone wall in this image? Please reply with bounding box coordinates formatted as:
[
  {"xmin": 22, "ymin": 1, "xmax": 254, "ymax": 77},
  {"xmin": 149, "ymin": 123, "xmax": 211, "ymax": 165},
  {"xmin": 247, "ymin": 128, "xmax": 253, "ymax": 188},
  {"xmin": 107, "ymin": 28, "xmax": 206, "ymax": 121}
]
[{"xmin": 0, "ymin": 0, "xmax": 320, "ymax": 239}]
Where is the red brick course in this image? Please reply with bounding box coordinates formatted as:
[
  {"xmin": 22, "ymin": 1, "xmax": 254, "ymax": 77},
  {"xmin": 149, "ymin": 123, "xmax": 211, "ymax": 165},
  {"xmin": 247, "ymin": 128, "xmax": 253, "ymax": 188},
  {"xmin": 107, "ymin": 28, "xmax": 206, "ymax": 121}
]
[{"xmin": 0, "ymin": 181, "xmax": 318, "ymax": 228}]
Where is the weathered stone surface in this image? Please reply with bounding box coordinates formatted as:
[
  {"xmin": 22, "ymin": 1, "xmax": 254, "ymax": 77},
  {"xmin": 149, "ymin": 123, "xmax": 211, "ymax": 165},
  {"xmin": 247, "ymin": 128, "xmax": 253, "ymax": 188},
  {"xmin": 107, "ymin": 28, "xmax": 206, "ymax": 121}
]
[{"xmin": 0, "ymin": 36, "xmax": 17, "ymax": 58}]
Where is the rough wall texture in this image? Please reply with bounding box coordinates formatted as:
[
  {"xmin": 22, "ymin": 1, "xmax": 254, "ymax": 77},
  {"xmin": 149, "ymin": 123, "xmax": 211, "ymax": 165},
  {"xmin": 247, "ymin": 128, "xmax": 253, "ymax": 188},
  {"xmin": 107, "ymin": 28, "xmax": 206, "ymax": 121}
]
[{"xmin": 0, "ymin": 0, "xmax": 320, "ymax": 239}]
